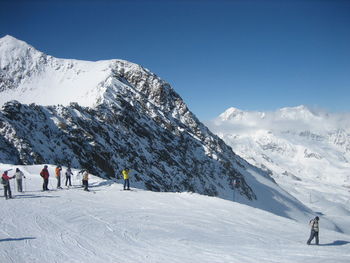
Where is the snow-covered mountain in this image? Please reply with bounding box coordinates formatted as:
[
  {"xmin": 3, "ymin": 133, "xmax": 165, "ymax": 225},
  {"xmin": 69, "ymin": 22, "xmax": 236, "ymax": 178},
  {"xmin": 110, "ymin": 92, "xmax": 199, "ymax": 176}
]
[
  {"xmin": 206, "ymin": 106, "xmax": 350, "ymax": 234},
  {"xmin": 1, "ymin": 35, "xmax": 256, "ymax": 198},
  {"xmin": 1, "ymin": 164, "xmax": 349, "ymax": 263},
  {"xmin": 0, "ymin": 35, "xmax": 318, "ymax": 222}
]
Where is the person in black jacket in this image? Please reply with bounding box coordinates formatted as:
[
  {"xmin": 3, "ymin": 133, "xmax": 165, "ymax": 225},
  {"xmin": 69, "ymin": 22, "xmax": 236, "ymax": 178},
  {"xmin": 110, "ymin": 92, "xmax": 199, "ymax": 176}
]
[{"xmin": 65, "ymin": 167, "xmax": 73, "ymax": 187}]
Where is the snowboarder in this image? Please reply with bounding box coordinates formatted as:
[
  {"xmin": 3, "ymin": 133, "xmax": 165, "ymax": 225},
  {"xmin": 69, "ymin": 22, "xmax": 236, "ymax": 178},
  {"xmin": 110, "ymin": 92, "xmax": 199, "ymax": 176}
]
[
  {"xmin": 14, "ymin": 168, "xmax": 26, "ymax": 192},
  {"xmin": 307, "ymin": 216, "xmax": 320, "ymax": 245},
  {"xmin": 65, "ymin": 167, "xmax": 73, "ymax": 187},
  {"xmin": 2, "ymin": 170, "xmax": 15, "ymax": 199},
  {"xmin": 55, "ymin": 165, "xmax": 62, "ymax": 189},
  {"xmin": 122, "ymin": 168, "xmax": 131, "ymax": 190},
  {"xmin": 82, "ymin": 170, "xmax": 89, "ymax": 191},
  {"xmin": 40, "ymin": 165, "xmax": 50, "ymax": 191}
]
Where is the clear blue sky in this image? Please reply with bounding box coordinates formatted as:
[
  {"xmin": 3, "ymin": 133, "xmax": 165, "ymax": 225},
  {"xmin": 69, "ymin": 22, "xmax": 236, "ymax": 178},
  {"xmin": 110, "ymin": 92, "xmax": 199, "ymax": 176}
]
[{"xmin": 1, "ymin": 0, "xmax": 349, "ymax": 120}]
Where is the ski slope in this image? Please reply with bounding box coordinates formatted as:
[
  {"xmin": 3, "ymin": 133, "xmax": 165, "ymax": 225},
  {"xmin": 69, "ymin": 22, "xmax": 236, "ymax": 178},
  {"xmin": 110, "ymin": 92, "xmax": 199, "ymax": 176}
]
[{"xmin": 1, "ymin": 164, "xmax": 349, "ymax": 263}]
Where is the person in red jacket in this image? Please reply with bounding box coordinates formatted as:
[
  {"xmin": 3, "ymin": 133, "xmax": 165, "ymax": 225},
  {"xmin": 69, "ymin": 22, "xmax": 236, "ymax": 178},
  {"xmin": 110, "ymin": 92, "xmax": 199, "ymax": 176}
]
[
  {"xmin": 1, "ymin": 170, "xmax": 15, "ymax": 199},
  {"xmin": 40, "ymin": 165, "xmax": 50, "ymax": 191}
]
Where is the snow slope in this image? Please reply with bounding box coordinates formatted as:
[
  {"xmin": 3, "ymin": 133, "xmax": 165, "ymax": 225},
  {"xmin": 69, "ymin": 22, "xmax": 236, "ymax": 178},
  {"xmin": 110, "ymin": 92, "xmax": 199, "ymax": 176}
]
[
  {"xmin": 1, "ymin": 164, "xmax": 349, "ymax": 263},
  {"xmin": 206, "ymin": 106, "xmax": 350, "ymax": 235}
]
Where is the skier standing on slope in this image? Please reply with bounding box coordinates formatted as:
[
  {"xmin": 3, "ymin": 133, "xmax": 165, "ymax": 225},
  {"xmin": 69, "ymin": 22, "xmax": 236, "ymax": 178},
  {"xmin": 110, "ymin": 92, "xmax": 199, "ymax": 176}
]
[
  {"xmin": 14, "ymin": 168, "xmax": 26, "ymax": 192},
  {"xmin": 2, "ymin": 170, "xmax": 15, "ymax": 199},
  {"xmin": 55, "ymin": 165, "xmax": 62, "ymax": 189},
  {"xmin": 40, "ymin": 165, "xmax": 50, "ymax": 191},
  {"xmin": 307, "ymin": 216, "xmax": 320, "ymax": 245},
  {"xmin": 65, "ymin": 166, "xmax": 73, "ymax": 187},
  {"xmin": 122, "ymin": 168, "xmax": 131, "ymax": 190},
  {"xmin": 82, "ymin": 170, "xmax": 89, "ymax": 191}
]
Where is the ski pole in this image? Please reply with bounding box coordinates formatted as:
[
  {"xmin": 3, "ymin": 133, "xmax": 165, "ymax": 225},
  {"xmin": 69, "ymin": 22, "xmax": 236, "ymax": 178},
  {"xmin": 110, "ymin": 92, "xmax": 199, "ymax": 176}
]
[
  {"xmin": 24, "ymin": 178, "xmax": 27, "ymax": 193},
  {"xmin": 49, "ymin": 179, "xmax": 53, "ymax": 189},
  {"xmin": 13, "ymin": 178, "xmax": 16, "ymax": 193}
]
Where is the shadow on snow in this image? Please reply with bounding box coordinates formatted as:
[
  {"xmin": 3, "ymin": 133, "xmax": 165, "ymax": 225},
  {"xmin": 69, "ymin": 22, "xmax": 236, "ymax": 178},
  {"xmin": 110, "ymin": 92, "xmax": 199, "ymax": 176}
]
[
  {"xmin": 13, "ymin": 194, "xmax": 59, "ymax": 199},
  {"xmin": 319, "ymin": 240, "xmax": 350, "ymax": 246},
  {"xmin": 0, "ymin": 237, "xmax": 36, "ymax": 242}
]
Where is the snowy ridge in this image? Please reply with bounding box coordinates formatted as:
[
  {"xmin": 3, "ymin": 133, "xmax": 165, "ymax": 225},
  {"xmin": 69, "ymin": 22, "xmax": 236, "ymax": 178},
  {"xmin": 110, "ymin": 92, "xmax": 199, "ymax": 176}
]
[
  {"xmin": 206, "ymin": 106, "xmax": 350, "ymax": 234},
  {"xmin": 0, "ymin": 164, "xmax": 349, "ymax": 263}
]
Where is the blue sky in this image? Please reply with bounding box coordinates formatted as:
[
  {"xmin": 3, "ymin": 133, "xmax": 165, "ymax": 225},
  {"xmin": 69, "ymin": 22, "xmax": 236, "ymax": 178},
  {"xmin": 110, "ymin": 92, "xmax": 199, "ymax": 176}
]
[{"xmin": 1, "ymin": 0, "xmax": 349, "ymax": 120}]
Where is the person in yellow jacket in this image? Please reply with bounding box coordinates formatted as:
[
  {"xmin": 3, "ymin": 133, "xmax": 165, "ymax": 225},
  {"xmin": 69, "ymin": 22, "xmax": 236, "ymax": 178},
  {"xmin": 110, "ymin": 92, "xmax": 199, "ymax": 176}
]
[{"xmin": 122, "ymin": 168, "xmax": 131, "ymax": 190}]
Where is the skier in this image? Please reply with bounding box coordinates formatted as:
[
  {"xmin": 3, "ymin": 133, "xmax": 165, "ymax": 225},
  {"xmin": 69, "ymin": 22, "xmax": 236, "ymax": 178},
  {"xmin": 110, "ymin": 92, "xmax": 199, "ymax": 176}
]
[
  {"xmin": 14, "ymin": 168, "xmax": 26, "ymax": 192},
  {"xmin": 65, "ymin": 167, "xmax": 73, "ymax": 187},
  {"xmin": 40, "ymin": 165, "xmax": 50, "ymax": 191},
  {"xmin": 82, "ymin": 170, "xmax": 89, "ymax": 191},
  {"xmin": 122, "ymin": 168, "xmax": 131, "ymax": 190},
  {"xmin": 55, "ymin": 165, "xmax": 62, "ymax": 189},
  {"xmin": 307, "ymin": 216, "xmax": 320, "ymax": 245},
  {"xmin": 2, "ymin": 170, "xmax": 15, "ymax": 199}
]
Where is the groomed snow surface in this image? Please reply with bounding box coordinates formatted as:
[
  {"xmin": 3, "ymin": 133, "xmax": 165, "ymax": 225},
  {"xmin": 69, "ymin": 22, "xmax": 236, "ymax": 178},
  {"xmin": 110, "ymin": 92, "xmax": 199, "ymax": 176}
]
[{"xmin": 1, "ymin": 164, "xmax": 349, "ymax": 263}]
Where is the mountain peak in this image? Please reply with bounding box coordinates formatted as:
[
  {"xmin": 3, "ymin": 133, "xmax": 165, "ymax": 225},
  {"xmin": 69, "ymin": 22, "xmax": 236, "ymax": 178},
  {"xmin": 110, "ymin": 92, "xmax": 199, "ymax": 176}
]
[
  {"xmin": 0, "ymin": 34, "xmax": 43, "ymax": 71},
  {"xmin": 219, "ymin": 107, "xmax": 244, "ymax": 121},
  {"xmin": 277, "ymin": 105, "xmax": 317, "ymax": 120},
  {"xmin": 0, "ymin": 34, "xmax": 20, "ymax": 43},
  {"xmin": 0, "ymin": 34, "xmax": 33, "ymax": 51}
]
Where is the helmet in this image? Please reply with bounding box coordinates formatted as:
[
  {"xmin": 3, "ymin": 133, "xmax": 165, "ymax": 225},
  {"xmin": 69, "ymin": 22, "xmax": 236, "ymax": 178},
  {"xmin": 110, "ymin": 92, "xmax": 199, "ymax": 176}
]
[
  {"xmin": 315, "ymin": 216, "xmax": 319, "ymax": 220},
  {"xmin": 44, "ymin": 165, "xmax": 48, "ymax": 168}
]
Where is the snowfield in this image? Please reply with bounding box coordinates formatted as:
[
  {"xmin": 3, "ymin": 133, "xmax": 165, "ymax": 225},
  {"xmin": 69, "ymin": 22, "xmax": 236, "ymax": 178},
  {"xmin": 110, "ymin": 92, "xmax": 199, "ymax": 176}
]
[{"xmin": 1, "ymin": 164, "xmax": 349, "ymax": 263}]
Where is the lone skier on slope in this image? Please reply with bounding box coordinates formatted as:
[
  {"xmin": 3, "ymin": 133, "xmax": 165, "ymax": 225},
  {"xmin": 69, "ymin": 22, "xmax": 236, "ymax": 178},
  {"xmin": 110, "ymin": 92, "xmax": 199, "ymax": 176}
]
[
  {"xmin": 14, "ymin": 168, "xmax": 26, "ymax": 192},
  {"xmin": 40, "ymin": 165, "xmax": 50, "ymax": 191},
  {"xmin": 307, "ymin": 216, "xmax": 320, "ymax": 245},
  {"xmin": 122, "ymin": 168, "xmax": 131, "ymax": 190},
  {"xmin": 2, "ymin": 170, "xmax": 15, "ymax": 199}
]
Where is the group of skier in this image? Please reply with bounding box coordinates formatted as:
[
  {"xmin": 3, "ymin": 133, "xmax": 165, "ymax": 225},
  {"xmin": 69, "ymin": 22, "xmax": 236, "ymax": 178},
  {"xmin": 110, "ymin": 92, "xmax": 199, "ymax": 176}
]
[
  {"xmin": 1, "ymin": 165, "xmax": 91, "ymax": 199},
  {"xmin": 41, "ymin": 165, "xmax": 90, "ymax": 192},
  {"xmin": 53, "ymin": 165, "xmax": 81, "ymax": 190},
  {"xmin": 2, "ymin": 165, "xmax": 132, "ymax": 197}
]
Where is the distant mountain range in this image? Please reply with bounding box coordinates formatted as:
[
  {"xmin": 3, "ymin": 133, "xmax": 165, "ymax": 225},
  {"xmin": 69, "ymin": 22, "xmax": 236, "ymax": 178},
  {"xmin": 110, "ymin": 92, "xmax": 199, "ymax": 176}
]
[{"xmin": 207, "ymin": 105, "xmax": 350, "ymax": 186}]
